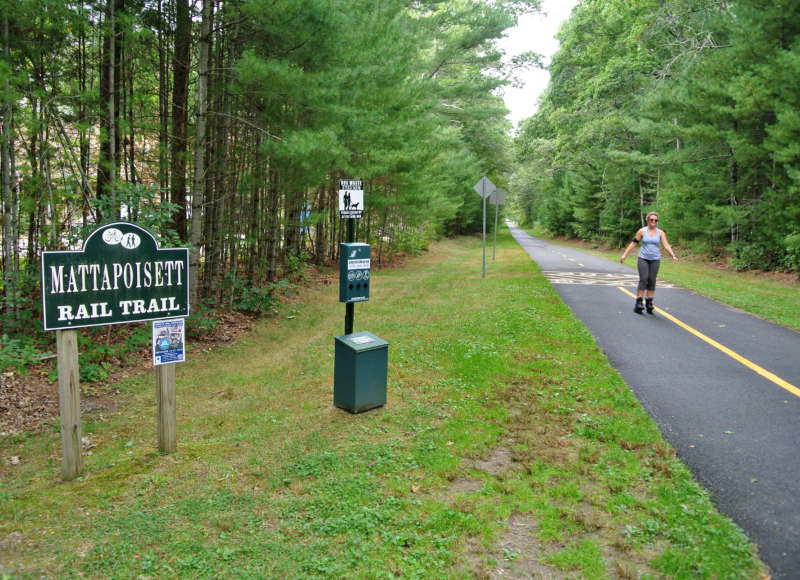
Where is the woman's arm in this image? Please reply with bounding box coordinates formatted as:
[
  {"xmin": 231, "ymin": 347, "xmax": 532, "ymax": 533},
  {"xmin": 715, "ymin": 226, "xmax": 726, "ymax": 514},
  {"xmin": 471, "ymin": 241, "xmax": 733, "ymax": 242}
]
[
  {"xmin": 660, "ymin": 230, "xmax": 678, "ymax": 262},
  {"xmin": 620, "ymin": 229, "xmax": 641, "ymax": 262}
]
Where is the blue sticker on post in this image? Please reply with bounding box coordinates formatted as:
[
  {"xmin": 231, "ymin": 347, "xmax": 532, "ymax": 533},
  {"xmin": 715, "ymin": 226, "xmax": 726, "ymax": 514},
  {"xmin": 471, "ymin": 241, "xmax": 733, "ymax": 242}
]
[{"xmin": 153, "ymin": 318, "xmax": 185, "ymax": 366}]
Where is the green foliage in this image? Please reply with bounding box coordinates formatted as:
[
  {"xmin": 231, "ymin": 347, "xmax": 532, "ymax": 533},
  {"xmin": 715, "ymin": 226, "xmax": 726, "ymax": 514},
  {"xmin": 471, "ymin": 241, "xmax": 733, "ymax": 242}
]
[
  {"xmin": 186, "ymin": 305, "xmax": 221, "ymax": 339},
  {"xmin": 2, "ymin": 0, "xmax": 532, "ymax": 346},
  {"xmin": 230, "ymin": 280, "xmax": 291, "ymax": 316},
  {"xmin": 285, "ymin": 250, "xmax": 310, "ymax": 281},
  {"xmin": 0, "ymin": 267, "xmax": 42, "ymax": 336},
  {"xmin": 79, "ymin": 361, "xmax": 112, "ymax": 384},
  {"xmin": 392, "ymin": 228, "xmax": 430, "ymax": 255},
  {"xmin": 237, "ymin": 0, "xmax": 519, "ymax": 238},
  {"xmin": 512, "ymin": 0, "xmax": 800, "ymax": 272},
  {"xmin": 783, "ymin": 232, "xmax": 800, "ymax": 271},
  {"xmin": 0, "ymin": 334, "xmax": 46, "ymax": 374},
  {"xmin": 82, "ymin": 183, "xmax": 183, "ymax": 248},
  {"xmin": 74, "ymin": 324, "xmax": 151, "ymax": 384}
]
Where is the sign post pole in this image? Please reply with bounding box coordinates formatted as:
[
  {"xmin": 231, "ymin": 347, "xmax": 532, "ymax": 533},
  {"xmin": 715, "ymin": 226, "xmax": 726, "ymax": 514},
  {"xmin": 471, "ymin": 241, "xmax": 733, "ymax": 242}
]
[
  {"xmin": 156, "ymin": 363, "xmax": 177, "ymax": 453},
  {"xmin": 473, "ymin": 177, "xmax": 496, "ymax": 278},
  {"xmin": 490, "ymin": 189, "xmax": 506, "ymax": 261},
  {"xmin": 345, "ymin": 218, "xmax": 355, "ymax": 335},
  {"xmin": 152, "ymin": 318, "xmax": 184, "ymax": 453},
  {"xmin": 493, "ymin": 199, "xmax": 498, "ymax": 260},
  {"xmin": 56, "ymin": 329, "xmax": 82, "ymax": 480},
  {"xmin": 482, "ymin": 188, "xmax": 487, "ymax": 278}
]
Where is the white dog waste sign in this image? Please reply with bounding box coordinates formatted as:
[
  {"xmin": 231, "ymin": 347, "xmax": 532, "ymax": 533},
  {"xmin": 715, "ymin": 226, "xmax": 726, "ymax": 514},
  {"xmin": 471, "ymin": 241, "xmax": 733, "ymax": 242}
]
[{"xmin": 339, "ymin": 179, "xmax": 364, "ymax": 219}]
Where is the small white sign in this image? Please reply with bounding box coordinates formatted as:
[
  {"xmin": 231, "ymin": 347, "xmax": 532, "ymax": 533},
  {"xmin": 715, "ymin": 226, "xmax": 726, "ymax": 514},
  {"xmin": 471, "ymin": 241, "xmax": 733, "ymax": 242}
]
[
  {"xmin": 351, "ymin": 336, "xmax": 374, "ymax": 344},
  {"xmin": 153, "ymin": 318, "xmax": 185, "ymax": 366},
  {"xmin": 339, "ymin": 179, "xmax": 364, "ymax": 218},
  {"xmin": 348, "ymin": 259, "xmax": 370, "ymax": 270}
]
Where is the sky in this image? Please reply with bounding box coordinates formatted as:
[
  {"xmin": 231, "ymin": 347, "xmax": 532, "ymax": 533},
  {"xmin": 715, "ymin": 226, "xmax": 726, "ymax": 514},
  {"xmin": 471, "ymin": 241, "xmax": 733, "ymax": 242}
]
[{"xmin": 497, "ymin": 0, "xmax": 579, "ymax": 128}]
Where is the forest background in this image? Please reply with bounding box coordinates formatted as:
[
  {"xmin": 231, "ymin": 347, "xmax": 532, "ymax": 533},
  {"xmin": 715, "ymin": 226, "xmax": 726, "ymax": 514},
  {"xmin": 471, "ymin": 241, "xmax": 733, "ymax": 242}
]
[{"xmin": 1, "ymin": 0, "xmax": 799, "ymax": 371}]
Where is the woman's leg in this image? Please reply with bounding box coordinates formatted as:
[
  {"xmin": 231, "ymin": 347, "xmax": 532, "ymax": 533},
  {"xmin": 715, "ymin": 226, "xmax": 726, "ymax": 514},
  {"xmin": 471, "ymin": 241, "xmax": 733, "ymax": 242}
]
[
  {"xmin": 635, "ymin": 258, "xmax": 649, "ymax": 312},
  {"xmin": 647, "ymin": 259, "xmax": 660, "ymax": 293},
  {"xmin": 645, "ymin": 260, "xmax": 660, "ymax": 313},
  {"xmin": 637, "ymin": 258, "xmax": 650, "ymax": 292}
]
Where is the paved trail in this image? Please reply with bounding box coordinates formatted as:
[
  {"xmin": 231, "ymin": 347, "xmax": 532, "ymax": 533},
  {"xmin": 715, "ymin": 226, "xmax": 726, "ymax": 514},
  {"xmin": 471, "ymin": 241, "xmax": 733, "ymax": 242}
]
[{"xmin": 509, "ymin": 224, "xmax": 800, "ymax": 579}]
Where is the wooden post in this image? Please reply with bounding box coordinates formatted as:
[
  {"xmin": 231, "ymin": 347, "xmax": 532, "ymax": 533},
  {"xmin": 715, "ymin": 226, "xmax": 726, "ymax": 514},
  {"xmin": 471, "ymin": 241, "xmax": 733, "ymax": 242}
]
[
  {"xmin": 156, "ymin": 363, "xmax": 176, "ymax": 453},
  {"xmin": 56, "ymin": 330, "xmax": 82, "ymax": 480}
]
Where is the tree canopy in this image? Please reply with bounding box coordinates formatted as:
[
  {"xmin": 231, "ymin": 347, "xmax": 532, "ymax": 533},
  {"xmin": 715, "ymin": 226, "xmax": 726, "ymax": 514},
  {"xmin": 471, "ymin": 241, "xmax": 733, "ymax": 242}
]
[
  {"xmin": 1, "ymin": 0, "xmax": 539, "ymax": 333},
  {"xmin": 512, "ymin": 0, "xmax": 800, "ymax": 272}
]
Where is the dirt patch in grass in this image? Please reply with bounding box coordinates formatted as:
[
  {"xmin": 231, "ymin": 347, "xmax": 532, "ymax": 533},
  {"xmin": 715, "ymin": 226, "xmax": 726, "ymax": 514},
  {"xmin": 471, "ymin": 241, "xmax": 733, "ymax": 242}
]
[
  {"xmin": 473, "ymin": 378, "xmax": 666, "ymax": 579},
  {"xmin": 446, "ymin": 477, "xmax": 484, "ymax": 496},
  {"xmin": 489, "ymin": 513, "xmax": 563, "ymax": 579},
  {"xmin": 472, "ymin": 446, "xmax": 514, "ymax": 476}
]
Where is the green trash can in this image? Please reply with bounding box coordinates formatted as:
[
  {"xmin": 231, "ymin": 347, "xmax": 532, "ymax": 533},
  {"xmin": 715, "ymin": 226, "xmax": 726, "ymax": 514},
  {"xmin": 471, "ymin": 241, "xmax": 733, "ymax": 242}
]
[{"xmin": 334, "ymin": 331, "xmax": 388, "ymax": 413}]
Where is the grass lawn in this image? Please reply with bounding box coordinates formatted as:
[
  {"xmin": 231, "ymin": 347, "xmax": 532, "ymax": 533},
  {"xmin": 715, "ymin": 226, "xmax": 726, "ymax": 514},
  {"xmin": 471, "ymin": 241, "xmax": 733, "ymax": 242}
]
[{"xmin": 0, "ymin": 228, "xmax": 769, "ymax": 578}]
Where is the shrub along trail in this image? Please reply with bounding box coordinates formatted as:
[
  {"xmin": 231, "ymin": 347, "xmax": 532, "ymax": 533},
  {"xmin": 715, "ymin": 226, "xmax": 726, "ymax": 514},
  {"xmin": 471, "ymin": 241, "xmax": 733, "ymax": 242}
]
[{"xmin": 0, "ymin": 231, "xmax": 768, "ymax": 578}]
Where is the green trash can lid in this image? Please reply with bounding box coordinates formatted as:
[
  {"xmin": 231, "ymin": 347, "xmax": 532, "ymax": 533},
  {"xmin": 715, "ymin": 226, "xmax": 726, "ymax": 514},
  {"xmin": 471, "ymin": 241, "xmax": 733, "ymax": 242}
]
[{"xmin": 336, "ymin": 331, "xmax": 388, "ymax": 352}]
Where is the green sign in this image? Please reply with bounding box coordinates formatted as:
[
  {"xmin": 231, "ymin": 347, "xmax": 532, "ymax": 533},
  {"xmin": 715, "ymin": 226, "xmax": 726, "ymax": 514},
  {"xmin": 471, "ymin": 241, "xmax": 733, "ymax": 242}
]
[{"xmin": 41, "ymin": 222, "xmax": 189, "ymax": 331}]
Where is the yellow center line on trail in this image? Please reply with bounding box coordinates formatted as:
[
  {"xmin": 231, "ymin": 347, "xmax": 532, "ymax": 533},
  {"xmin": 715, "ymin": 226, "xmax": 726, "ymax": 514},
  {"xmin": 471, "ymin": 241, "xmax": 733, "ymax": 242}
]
[{"xmin": 617, "ymin": 286, "xmax": 800, "ymax": 399}]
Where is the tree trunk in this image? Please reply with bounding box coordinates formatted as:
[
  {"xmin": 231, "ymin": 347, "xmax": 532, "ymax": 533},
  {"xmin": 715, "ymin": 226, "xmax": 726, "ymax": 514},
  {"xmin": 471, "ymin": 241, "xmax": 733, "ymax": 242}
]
[
  {"xmin": 170, "ymin": 0, "xmax": 191, "ymax": 241},
  {"xmin": 189, "ymin": 0, "xmax": 212, "ymax": 312},
  {"xmin": 78, "ymin": 6, "xmax": 91, "ymax": 227},
  {"xmin": 157, "ymin": 0, "xmax": 169, "ymax": 201},
  {"xmin": 329, "ymin": 178, "xmax": 338, "ymax": 262},
  {"xmin": 27, "ymin": 99, "xmax": 41, "ymax": 264},
  {"xmin": 97, "ymin": 0, "xmax": 122, "ymax": 221},
  {"xmin": 314, "ymin": 185, "xmax": 327, "ymax": 264},
  {"xmin": 730, "ymin": 122, "xmax": 738, "ymax": 243},
  {"xmin": 124, "ymin": 37, "xmax": 137, "ymax": 187},
  {"xmin": 1, "ymin": 11, "xmax": 18, "ymax": 323},
  {"xmin": 264, "ymin": 169, "xmax": 280, "ymax": 282},
  {"xmin": 284, "ymin": 189, "xmax": 301, "ymax": 258}
]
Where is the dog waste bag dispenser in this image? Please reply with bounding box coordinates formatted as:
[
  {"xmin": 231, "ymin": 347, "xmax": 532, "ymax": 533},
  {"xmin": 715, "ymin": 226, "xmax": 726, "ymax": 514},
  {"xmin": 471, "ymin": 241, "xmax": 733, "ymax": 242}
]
[{"xmin": 340, "ymin": 243, "xmax": 370, "ymax": 303}]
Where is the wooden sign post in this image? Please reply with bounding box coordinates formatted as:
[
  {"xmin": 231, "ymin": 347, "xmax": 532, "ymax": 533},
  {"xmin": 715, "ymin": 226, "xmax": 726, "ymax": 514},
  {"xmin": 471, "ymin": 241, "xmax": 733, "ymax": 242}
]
[
  {"xmin": 153, "ymin": 318, "xmax": 184, "ymax": 453},
  {"xmin": 56, "ymin": 329, "xmax": 82, "ymax": 480},
  {"xmin": 156, "ymin": 363, "xmax": 177, "ymax": 453},
  {"xmin": 42, "ymin": 222, "xmax": 189, "ymax": 480}
]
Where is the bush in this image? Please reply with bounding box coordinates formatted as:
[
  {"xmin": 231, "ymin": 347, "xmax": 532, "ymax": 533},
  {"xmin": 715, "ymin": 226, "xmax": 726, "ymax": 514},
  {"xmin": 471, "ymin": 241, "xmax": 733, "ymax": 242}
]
[
  {"xmin": 0, "ymin": 334, "xmax": 47, "ymax": 375},
  {"xmin": 730, "ymin": 241, "xmax": 782, "ymax": 271},
  {"xmin": 233, "ymin": 280, "xmax": 291, "ymax": 316},
  {"xmin": 782, "ymin": 233, "xmax": 800, "ymax": 272},
  {"xmin": 286, "ymin": 250, "xmax": 311, "ymax": 281},
  {"xmin": 394, "ymin": 228, "xmax": 429, "ymax": 255},
  {"xmin": 186, "ymin": 305, "xmax": 221, "ymax": 339},
  {"xmin": 80, "ymin": 361, "xmax": 112, "ymax": 383}
]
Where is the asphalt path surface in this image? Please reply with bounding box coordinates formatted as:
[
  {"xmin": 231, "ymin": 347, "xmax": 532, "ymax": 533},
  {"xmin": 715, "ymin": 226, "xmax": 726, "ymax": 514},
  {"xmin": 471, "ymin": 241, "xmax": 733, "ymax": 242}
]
[{"xmin": 508, "ymin": 224, "xmax": 800, "ymax": 579}]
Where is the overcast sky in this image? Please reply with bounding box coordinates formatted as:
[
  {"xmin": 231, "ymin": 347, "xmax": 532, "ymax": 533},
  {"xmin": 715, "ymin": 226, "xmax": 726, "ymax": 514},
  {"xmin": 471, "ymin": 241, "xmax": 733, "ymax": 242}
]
[{"xmin": 497, "ymin": 0, "xmax": 579, "ymax": 128}]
